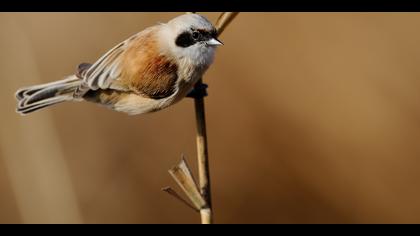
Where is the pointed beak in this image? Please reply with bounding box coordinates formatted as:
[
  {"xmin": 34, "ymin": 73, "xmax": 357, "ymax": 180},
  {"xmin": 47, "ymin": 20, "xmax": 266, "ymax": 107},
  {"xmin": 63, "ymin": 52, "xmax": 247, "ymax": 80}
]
[{"xmin": 206, "ymin": 37, "xmax": 223, "ymax": 46}]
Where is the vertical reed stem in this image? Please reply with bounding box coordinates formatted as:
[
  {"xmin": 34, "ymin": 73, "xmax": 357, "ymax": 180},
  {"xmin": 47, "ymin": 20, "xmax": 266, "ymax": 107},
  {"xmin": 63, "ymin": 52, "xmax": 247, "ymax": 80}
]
[
  {"xmin": 193, "ymin": 13, "xmax": 239, "ymax": 224},
  {"xmin": 194, "ymin": 79, "xmax": 212, "ymax": 224}
]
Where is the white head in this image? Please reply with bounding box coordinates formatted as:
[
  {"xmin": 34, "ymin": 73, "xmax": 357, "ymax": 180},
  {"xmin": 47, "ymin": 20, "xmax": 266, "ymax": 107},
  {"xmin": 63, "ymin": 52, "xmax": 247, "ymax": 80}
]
[{"xmin": 158, "ymin": 14, "xmax": 222, "ymax": 69}]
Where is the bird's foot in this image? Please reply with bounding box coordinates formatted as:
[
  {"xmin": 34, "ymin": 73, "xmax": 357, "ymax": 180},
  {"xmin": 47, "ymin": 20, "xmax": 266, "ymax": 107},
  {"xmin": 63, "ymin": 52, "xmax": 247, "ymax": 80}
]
[{"xmin": 186, "ymin": 83, "xmax": 208, "ymax": 98}]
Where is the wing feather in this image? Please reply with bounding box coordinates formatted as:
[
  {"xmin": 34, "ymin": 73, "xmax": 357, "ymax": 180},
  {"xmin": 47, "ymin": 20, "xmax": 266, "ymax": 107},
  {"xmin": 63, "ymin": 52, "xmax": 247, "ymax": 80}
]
[
  {"xmin": 74, "ymin": 32, "xmax": 141, "ymax": 97},
  {"xmin": 74, "ymin": 25, "xmax": 179, "ymax": 100}
]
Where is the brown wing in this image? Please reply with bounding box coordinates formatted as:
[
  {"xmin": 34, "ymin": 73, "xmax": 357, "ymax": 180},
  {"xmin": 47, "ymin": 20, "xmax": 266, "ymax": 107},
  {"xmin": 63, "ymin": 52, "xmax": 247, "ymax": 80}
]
[
  {"xmin": 118, "ymin": 30, "xmax": 178, "ymax": 99},
  {"xmin": 75, "ymin": 26, "xmax": 178, "ymax": 100}
]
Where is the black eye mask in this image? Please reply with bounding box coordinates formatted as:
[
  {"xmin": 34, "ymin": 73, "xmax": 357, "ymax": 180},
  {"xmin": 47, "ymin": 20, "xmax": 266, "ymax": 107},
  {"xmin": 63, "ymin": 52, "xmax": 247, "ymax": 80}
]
[
  {"xmin": 175, "ymin": 29, "xmax": 217, "ymax": 48},
  {"xmin": 175, "ymin": 31, "xmax": 196, "ymax": 47}
]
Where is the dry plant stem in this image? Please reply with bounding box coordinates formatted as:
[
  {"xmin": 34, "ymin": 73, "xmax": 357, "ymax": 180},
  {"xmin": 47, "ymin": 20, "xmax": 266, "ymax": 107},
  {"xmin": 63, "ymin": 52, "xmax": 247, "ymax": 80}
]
[
  {"xmin": 215, "ymin": 12, "xmax": 240, "ymax": 36},
  {"xmin": 161, "ymin": 187, "xmax": 199, "ymax": 212},
  {"xmin": 193, "ymin": 12, "xmax": 240, "ymax": 224},
  {"xmin": 164, "ymin": 12, "xmax": 239, "ymax": 225},
  {"xmin": 194, "ymin": 80, "xmax": 212, "ymax": 224},
  {"xmin": 168, "ymin": 158, "xmax": 207, "ymax": 210}
]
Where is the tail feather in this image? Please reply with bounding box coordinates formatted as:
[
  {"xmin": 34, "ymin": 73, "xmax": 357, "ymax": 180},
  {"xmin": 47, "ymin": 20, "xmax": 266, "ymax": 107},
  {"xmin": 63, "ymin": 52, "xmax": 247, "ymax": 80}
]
[{"xmin": 16, "ymin": 76, "xmax": 82, "ymax": 115}]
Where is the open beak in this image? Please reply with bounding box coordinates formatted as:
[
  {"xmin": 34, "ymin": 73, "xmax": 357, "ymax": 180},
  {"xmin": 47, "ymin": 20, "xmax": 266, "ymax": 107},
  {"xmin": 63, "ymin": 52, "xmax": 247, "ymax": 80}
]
[{"xmin": 206, "ymin": 37, "xmax": 223, "ymax": 46}]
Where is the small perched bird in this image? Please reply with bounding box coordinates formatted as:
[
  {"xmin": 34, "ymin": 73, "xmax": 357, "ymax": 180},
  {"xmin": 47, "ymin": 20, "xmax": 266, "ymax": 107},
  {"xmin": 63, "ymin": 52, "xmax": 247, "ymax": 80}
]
[{"xmin": 15, "ymin": 13, "xmax": 222, "ymax": 115}]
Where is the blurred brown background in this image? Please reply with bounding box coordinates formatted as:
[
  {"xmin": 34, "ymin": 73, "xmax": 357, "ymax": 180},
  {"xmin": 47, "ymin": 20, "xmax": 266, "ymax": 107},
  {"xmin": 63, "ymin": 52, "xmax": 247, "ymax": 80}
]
[{"xmin": 1, "ymin": 13, "xmax": 420, "ymax": 224}]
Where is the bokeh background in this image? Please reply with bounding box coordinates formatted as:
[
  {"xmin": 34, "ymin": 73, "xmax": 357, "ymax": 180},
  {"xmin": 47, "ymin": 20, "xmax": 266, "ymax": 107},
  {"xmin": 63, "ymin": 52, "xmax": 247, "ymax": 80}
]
[{"xmin": 1, "ymin": 12, "xmax": 420, "ymax": 224}]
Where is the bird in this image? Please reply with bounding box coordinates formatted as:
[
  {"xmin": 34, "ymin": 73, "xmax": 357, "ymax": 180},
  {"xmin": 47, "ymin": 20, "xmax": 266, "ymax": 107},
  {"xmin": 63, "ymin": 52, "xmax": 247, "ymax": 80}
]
[{"xmin": 15, "ymin": 13, "xmax": 222, "ymax": 116}]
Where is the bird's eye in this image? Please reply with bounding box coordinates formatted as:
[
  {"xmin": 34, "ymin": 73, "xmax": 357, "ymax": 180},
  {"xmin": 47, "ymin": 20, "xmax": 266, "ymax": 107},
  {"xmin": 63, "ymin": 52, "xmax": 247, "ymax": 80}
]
[{"xmin": 192, "ymin": 32, "xmax": 199, "ymax": 40}]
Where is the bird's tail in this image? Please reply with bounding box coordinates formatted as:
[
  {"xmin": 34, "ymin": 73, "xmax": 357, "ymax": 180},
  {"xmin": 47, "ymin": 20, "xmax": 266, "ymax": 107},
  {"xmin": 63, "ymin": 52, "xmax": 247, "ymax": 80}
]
[{"xmin": 15, "ymin": 75, "xmax": 82, "ymax": 115}]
